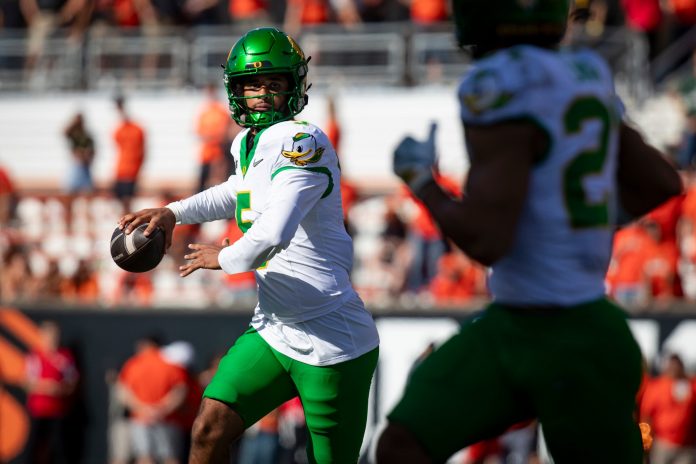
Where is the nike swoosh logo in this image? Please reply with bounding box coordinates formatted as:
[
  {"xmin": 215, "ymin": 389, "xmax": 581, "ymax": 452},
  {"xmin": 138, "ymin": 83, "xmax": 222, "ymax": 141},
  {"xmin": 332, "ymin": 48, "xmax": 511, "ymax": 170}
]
[{"xmin": 253, "ymin": 158, "xmax": 263, "ymax": 167}]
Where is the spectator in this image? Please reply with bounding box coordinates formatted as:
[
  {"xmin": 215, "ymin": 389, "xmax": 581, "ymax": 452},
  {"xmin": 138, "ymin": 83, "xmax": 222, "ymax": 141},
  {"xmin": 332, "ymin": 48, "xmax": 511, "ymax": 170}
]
[
  {"xmin": 324, "ymin": 96, "xmax": 359, "ymax": 235},
  {"xmin": 428, "ymin": 248, "xmax": 487, "ymax": 307},
  {"xmin": 118, "ymin": 335, "xmax": 188, "ymax": 464},
  {"xmin": 161, "ymin": 341, "xmax": 202, "ymax": 462},
  {"xmin": 20, "ymin": 0, "xmax": 88, "ymax": 73},
  {"xmin": 59, "ymin": 259, "xmax": 100, "ymax": 304},
  {"xmin": 641, "ymin": 353, "xmax": 696, "ymax": 464},
  {"xmin": 671, "ymin": 51, "xmax": 696, "ymax": 169},
  {"xmin": 24, "ymin": 320, "xmax": 79, "ymax": 464},
  {"xmin": 400, "ymin": 173, "xmax": 460, "ymax": 294},
  {"xmin": 238, "ymin": 409, "xmax": 281, "ymax": 464},
  {"xmin": 63, "ymin": 112, "xmax": 96, "ymax": 195},
  {"xmin": 0, "ymin": 246, "xmax": 34, "ymax": 303},
  {"xmin": 284, "ymin": 0, "xmax": 361, "ymax": 36},
  {"xmin": 227, "ymin": 0, "xmax": 269, "ymax": 25},
  {"xmin": 0, "ymin": 163, "xmax": 17, "ymax": 228},
  {"xmin": 621, "ymin": 0, "xmax": 665, "ymax": 59},
  {"xmin": 606, "ymin": 221, "xmax": 655, "ymax": 308},
  {"xmin": 112, "ymin": 95, "xmax": 146, "ymax": 212},
  {"xmin": 408, "ymin": 0, "xmax": 447, "ymax": 25},
  {"xmin": 194, "ymin": 83, "xmax": 230, "ymax": 193},
  {"xmin": 277, "ymin": 397, "xmax": 308, "ymax": 464},
  {"xmin": 106, "ymin": 367, "xmax": 133, "ymax": 464}
]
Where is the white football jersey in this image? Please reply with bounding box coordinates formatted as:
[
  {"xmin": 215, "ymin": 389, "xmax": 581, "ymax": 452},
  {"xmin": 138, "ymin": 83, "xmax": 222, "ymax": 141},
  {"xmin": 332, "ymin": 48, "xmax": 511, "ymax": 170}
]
[
  {"xmin": 169, "ymin": 120, "xmax": 379, "ymax": 365},
  {"xmin": 458, "ymin": 46, "xmax": 625, "ymax": 306}
]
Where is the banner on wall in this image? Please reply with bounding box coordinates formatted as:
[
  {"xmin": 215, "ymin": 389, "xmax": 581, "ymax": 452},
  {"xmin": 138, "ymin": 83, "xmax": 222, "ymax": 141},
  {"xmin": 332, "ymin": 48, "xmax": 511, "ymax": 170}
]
[{"xmin": 1, "ymin": 307, "xmax": 696, "ymax": 463}]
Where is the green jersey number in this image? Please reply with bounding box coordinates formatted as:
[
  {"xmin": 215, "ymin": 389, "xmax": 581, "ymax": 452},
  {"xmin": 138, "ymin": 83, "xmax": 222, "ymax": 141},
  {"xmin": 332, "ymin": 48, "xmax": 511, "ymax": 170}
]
[
  {"xmin": 236, "ymin": 191, "xmax": 252, "ymax": 233},
  {"xmin": 563, "ymin": 97, "xmax": 613, "ymax": 229}
]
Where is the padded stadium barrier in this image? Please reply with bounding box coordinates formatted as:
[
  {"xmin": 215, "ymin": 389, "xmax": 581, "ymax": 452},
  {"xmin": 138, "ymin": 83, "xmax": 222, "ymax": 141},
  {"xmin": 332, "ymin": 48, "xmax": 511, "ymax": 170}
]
[{"xmin": 1, "ymin": 306, "xmax": 695, "ymax": 463}]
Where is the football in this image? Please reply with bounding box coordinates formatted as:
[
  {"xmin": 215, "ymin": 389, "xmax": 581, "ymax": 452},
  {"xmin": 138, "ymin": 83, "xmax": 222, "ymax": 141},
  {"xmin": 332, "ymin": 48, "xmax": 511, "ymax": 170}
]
[{"xmin": 110, "ymin": 223, "xmax": 165, "ymax": 273}]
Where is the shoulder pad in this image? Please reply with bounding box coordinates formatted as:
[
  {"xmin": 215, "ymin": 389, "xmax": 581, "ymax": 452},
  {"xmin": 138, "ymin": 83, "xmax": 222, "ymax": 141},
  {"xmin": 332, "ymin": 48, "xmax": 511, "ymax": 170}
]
[
  {"xmin": 264, "ymin": 121, "xmax": 334, "ymax": 169},
  {"xmin": 458, "ymin": 47, "xmax": 551, "ymax": 124}
]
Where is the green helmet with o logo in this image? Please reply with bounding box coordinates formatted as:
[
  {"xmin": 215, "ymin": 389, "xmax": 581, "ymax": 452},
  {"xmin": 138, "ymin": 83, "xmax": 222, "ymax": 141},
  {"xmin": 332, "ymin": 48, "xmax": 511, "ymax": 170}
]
[
  {"xmin": 223, "ymin": 27, "xmax": 310, "ymax": 128},
  {"xmin": 452, "ymin": 0, "xmax": 570, "ymax": 57}
]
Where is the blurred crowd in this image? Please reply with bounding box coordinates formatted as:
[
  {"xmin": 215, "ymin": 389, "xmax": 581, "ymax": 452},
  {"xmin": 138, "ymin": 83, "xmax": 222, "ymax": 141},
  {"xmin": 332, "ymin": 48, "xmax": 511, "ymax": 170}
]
[
  {"xmin": 0, "ymin": 0, "xmax": 696, "ymax": 62},
  {"xmin": 23, "ymin": 318, "xmax": 311, "ymax": 464},
  {"xmin": 8, "ymin": 81, "xmax": 696, "ymax": 312}
]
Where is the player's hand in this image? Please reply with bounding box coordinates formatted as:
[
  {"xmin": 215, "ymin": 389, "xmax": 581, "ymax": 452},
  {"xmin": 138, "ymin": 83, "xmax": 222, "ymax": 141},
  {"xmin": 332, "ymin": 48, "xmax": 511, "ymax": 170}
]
[
  {"xmin": 119, "ymin": 208, "xmax": 176, "ymax": 251},
  {"xmin": 393, "ymin": 121, "xmax": 438, "ymax": 193},
  {"xmin": 179, "ymin": 238, "xmax": 230, "ymax": 277}
]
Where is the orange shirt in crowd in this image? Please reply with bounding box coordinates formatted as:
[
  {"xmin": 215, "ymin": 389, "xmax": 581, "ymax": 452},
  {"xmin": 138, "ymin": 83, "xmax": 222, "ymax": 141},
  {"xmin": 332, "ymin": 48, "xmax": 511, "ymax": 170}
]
[
  {"xmin": 229, "ymin": 0, "xmax": 267, "ymax": 19},
  {"xmin": 288, "ymin": 0, "xmax": 330, "ymax": 24},
  {"xmin": 640, "ymin": 376, "xmax": 696, "ymax": 446},
  {"xmin": 119, "ymin": 346, "xmax": 188, "ymax": 423},
  {"xmin": 429, "ymin": 252, "xmax": 485, "ymax": 305},
  {"xmin": 257, "ymin": 408, "xmax": 280, "ymax": 434},
  {"xmin": 670, "ymin": 0, "xmax": 696, "ymax": 24},
  {"xmin": 410, "ymin": 0, "xmax": 447, "ymax": 23},
  {"xmin": 403, "ymin": 174, "xmax": 461, "ymax": 240},
  {"xmin": 114, "ymin": 120, "xmax": 145, "ymax": 181},
  {"xmin": 196, "ymin": 101, "xmax": 229, "ymax": 164},
  {"xmin": 646, "ymin": 194, "xmax": 685, "ymax": 245},
  {"xmin": 325, "ymin": 118, "xmax": 340, "ymax": 151},
  {"xmin": 113, "ymin": 0, "xmax": 140, "ymax": 27},
  {"xmin": 645, "ymin": 241, "xmax": 680, "ymax": 298},
  {"xmin": 606, "ymin": 225, "xmax": 655, "ymax": 295}
]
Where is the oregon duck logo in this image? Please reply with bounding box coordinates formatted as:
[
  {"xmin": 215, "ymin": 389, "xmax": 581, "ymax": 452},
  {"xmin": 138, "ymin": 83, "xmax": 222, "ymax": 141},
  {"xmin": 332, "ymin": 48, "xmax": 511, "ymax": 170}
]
[{"xmin": 281, "ymin": 132, "xmax": 325, "ymax": 166}]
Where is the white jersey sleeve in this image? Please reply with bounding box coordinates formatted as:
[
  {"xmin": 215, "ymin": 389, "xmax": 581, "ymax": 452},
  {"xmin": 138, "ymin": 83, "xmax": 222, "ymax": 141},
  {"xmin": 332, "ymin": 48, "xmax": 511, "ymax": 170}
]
[
  {"xmin": 166, "ymin": 175, "xmax": 238, "ymax": 224},
  {"xmin": 218, "ymin": 168, "xmax": 327, "ymax": 273}
]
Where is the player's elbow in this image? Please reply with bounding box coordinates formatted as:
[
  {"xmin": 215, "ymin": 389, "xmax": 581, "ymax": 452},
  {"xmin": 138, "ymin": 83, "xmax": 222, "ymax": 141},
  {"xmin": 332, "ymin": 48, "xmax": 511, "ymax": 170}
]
[
  {"xmin": 459, "ymin": 235, "xmax": 511, "ymax": 267},
  {"xmin": 264, "ymin": 227, "xmax": 293, "ymax": 250}
]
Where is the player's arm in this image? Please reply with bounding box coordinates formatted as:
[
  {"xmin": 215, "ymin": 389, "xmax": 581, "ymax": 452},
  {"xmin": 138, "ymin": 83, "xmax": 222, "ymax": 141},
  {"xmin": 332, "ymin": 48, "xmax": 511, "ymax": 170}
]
[
  {"xmin": 416, "ymin": 121, "xmax": 538, "ymax": 266},
  {"xmin": 617, "ymin": 122, "xmax": 683, "ymax": 219},
  {"xmin": 119, "ymin": 175, "xmax": 238, "ymax": 250},
  {"xmin": 180, "ymin": 169, "xmax": 328, "ymax": 276}
]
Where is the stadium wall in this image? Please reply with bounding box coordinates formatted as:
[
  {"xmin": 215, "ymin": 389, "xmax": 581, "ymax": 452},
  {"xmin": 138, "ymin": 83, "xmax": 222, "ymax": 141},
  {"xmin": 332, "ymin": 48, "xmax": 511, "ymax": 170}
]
[
  {"xmin": 3, "ymin": 307, "xmax": 696, "ymax": 463},
  {"xmin": 0, "ymin": 88, "xmax": 468, "ymax": 195}
]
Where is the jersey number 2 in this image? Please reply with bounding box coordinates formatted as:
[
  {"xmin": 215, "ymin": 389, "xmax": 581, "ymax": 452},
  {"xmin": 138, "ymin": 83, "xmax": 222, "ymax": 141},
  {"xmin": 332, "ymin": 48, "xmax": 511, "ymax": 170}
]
[{"xmin": 563, "ymin": 97, "xmax": 612, "ymax": 229}]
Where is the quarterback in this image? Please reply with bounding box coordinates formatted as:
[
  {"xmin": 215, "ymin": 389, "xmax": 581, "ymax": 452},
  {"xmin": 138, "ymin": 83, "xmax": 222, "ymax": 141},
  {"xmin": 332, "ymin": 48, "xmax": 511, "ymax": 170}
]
[
  {"xmin": 119, "ymin": 28, "xmax": 379, "ymax": 464},
  {"xmin": 376, "ymin": 1, "xmax": 682, "ymax": 463}
]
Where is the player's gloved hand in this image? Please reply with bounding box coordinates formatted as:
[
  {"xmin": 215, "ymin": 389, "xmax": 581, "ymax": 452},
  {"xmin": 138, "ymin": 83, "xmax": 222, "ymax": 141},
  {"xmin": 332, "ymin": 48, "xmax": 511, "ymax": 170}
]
[
  {"xmin": 118, "ymin": 208, "xmax": 176, "ymax": 252},
  {"xmin": 393, "ymin": 121, "xmax": 438, "ymax": 194}
]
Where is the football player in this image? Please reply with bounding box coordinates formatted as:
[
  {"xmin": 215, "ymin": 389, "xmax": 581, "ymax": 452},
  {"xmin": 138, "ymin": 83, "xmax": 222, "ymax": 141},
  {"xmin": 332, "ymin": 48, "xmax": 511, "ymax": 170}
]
[
  {"xmin": 376, "ymin": 1, "xmax": 682, "ymax": 462},
  {"xmin": 118, "ymin": 27, "xmax": 379, "ymax": 464}
]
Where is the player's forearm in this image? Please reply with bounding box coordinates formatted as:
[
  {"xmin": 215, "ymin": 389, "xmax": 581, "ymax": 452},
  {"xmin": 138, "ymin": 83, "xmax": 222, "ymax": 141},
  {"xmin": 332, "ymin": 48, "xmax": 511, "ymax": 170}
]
[
  {"xmin": 218, "ymin": 199, "xmax": 300, "ymax": 273},
  {"xmin": 168, "ymin": 177, "xmax": 237, "ymax": 224},
  {"xmin": 617, "ymin": 123, "xmax": 683, "ymax": 217},
  {"xmin": 416, "ymin": 181, "xmax": 511, "ymax": 266},
  {"xmin": 218, "ymin": 171, "xmax": 325, "ymax": 273}
]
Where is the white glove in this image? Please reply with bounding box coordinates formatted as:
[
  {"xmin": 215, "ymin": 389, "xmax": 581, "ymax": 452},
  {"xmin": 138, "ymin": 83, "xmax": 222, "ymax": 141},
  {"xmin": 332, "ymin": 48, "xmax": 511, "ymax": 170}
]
[{"xmin": 393, "ymin": 122, "xmax": 437, "ymax": 194}]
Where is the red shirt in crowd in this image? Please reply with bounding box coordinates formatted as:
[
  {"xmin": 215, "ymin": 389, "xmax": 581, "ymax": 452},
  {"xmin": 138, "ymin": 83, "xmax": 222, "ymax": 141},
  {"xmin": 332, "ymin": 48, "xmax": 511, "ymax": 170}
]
[
  {"xmin": 641, "ymin": 376, "xmax": 696, "ymax": 446},
  {"xmin": 25, "ymin": 348, "xmax": 78, "ymax": 418}
]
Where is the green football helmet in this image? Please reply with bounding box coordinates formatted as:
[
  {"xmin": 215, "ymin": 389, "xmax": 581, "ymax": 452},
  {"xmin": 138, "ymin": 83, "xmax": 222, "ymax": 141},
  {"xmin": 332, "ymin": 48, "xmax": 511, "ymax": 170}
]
[
  {"xmin": 223, "ymin": 27, "xmax": 310, "ymax": 128},
  {"xmin": 452, "ymin": 0, "xmax": 571, "ymax": 57}
]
